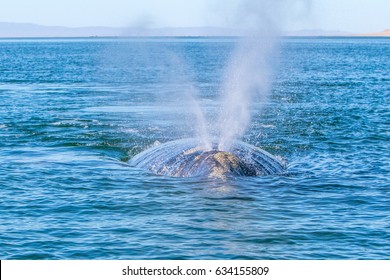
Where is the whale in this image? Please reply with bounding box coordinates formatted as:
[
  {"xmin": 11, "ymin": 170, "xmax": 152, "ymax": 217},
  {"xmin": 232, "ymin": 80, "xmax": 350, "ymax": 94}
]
[{"xmin": 130, "ymin": 138, "xmax": 285, "ymax": 178}]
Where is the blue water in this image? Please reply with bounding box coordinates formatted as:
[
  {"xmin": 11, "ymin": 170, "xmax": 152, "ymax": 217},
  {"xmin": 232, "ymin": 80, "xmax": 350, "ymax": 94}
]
[{"xmin": 0, "ymin": 37, "xmax": 389, "ymax": 259}]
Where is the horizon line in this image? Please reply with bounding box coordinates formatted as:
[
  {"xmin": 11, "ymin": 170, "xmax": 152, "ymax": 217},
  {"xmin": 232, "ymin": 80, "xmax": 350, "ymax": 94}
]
[{"xmin": 0, "ymin": 22, "xmax": 389, "ymax": 37}]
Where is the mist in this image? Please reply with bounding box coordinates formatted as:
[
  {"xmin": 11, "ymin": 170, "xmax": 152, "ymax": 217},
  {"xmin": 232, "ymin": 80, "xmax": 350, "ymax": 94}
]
[
  {"xmin": 215, "ymin": 0, "xmax": 311, "ymax": 151},
  {"xmin": 117, "ymin": 0, "xmax": 312, "ymax": 151}
]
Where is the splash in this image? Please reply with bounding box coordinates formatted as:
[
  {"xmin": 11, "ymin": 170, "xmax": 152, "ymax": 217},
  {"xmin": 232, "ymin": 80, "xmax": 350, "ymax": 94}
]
[{"xmin": 131, "ymin": 138, "xmax": 285, "ymax": 178}]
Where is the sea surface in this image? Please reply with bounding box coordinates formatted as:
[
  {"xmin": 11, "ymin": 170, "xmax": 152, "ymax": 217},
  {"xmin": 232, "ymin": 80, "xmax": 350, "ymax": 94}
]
[{"xmin": 0, "ymin": 37, "xmax": 389, "ymax": 259}]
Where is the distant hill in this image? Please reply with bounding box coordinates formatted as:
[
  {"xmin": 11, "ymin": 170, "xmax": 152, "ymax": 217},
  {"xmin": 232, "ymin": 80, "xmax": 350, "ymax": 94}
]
[
  {"xmin": 283, "ymin": 29, "xmax": 353, "ymax": 37},
  {"xmin": 355, "ymin": 29, "xmax": 390, "ymax": 37},
  {"xmin": 0, "ymin": 22, "xmax": 122, "ymax": 37},
  {"xmin": 1, "ymin": 22, "xmax": 381, "ymax": 38},
  {"xmin": 0, "ymin": 22, "xmax": 245, "ymax": 37}
]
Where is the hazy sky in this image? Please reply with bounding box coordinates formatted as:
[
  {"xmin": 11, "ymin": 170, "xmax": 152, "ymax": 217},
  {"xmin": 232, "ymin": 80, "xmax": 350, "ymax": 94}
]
[{"xmin": 0, "ymin": 0, "xmax": 389, "ymax": 33}]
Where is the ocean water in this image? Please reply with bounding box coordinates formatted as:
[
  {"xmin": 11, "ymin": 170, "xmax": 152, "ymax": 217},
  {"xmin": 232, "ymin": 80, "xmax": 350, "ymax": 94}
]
[{"xmin": 0, "ymin": 37, "xmax": 389, "ymax": 259}]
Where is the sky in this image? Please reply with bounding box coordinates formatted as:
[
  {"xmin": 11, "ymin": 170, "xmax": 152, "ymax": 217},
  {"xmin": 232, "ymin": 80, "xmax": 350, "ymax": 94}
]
[{"xmin": 0, "ymin": 0, "xmax": 389, "ymax": 33}]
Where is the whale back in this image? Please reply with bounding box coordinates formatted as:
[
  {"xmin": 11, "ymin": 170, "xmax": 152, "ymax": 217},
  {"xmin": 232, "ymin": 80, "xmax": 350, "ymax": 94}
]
[{"xmin": 130, "ymin": 138, "xmax": 285, "ymax": 178}]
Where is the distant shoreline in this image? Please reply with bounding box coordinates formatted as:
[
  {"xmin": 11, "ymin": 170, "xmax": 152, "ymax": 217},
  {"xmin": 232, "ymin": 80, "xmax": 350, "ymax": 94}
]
[
  {"xmin": 0, "ymin": 35, "xmax": 389, "ymax": 40},
  {"xmin": 1, "ymin": 22, "xmax": 389, "ymax": 38}
]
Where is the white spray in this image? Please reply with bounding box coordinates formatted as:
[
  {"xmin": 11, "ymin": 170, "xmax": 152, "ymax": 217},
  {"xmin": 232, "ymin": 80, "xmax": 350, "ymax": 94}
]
[
  {"xmin": 217, "ymin": 35, "xmax": 276, "ymax": 151},
  {"xmin": 158, "ymin": 53, "xmax": 212, "ymax": 150},
  {"xmin": 214, "ymin": 0, "xmax": 310, "ymax": 151},
  {"xmin": 124, "ymin": 0, "xmax": 311, "ymax": 152}
]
